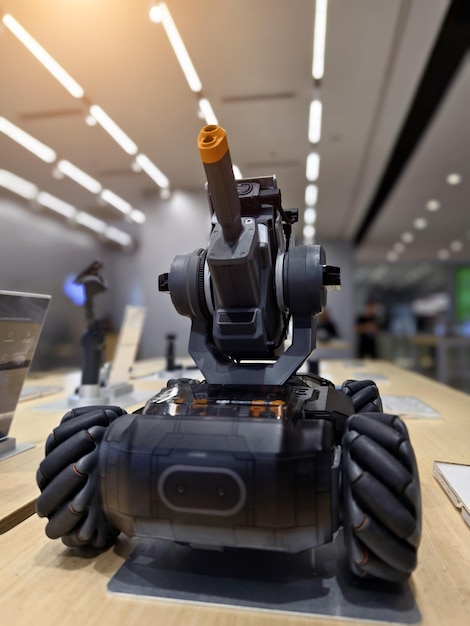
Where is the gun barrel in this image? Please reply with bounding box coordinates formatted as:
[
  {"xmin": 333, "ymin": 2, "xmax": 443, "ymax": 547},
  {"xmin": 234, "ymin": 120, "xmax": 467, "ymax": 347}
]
[{"xmin": 198, "ymin": 125, "xmax": 242, "ymax": 244}]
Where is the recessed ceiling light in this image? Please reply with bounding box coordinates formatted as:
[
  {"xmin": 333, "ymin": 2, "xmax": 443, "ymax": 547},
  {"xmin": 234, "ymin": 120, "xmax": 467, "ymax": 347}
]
[
  {"xmin": 446, "ymin": 173, "xmax": 462, "ymax": 185},
  {"xmin": 386, "ymin": 251, "xmax": 398, "ymax": 262},
  {"xmin": 437, "ymin": 249, "xmax": 450, "ymax": 261},
  {"xmin": 450, "ymin": 240, "xmax": 464, "ymax": 252},
  {"xmin": 426, "ymin": 199, "xmax": 440, "ymax": 211},
  {"xmin": 413, "ymin": 217, "xmax": 428, "ymax": 230},
  {"xmin": 401, "ymin": 231, "xmax": 414, "ymax": 243}
]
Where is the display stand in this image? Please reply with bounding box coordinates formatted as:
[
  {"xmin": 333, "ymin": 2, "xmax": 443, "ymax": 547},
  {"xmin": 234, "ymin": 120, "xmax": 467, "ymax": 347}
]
[
  {"xmin": 0, "ymin": 437, "xmax": 34, "ymax": 462},
  {"xmin": 109, "ymin": 531, "xmax": 420, "ymax": 624}
]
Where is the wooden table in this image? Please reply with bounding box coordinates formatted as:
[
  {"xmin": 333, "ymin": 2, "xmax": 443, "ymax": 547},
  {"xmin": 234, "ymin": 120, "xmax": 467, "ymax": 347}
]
[{"xmin": 1, "ymin": 359, "xmax": 470, "ymax": 625}]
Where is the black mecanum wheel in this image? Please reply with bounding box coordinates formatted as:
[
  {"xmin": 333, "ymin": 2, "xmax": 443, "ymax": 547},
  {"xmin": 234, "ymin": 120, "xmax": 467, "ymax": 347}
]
[
  {"xmin": 36, "ymin": 405, "xmax": 126, "ymax": 548},
  {"xmin": 340, "ymin": 379, "xmax": 383, "ymax": 413},
  {"xmin": 341, "ymin": 411, "xmax": 421, "ymax": 582}
]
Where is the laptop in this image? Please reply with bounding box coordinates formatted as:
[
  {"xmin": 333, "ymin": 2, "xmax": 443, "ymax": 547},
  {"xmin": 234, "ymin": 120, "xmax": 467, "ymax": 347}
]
[{"xmin": 0, "ymin": 290, "xmax": 51, "ymax": 456}]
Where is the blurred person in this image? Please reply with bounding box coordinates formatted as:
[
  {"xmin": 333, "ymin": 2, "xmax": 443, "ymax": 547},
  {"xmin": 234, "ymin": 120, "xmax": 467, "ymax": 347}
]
[
  {"xmin": 356, "ymin": 300, "xmax": 382, "ymax": 359},
  {"xmin": 317, "ymin": 308, "xmax": 339, "ymax": 342}
]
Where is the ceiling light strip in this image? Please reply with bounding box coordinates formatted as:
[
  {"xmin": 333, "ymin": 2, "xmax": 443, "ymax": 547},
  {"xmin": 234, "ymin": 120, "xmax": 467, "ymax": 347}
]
[
  {"xmin": 199, "ymin": 98, "xmax": 218, "ymax": 125},
  {"xmin": 89, "ymin": 105, "xmax": 138, "ymax": 156},
  {"xmin": 37, "ymin": 191, "xmax": 77, "ymax": 219},
  {"xmin": 135, "ymin": 154, "xmax": 170, "ymax": 188},
  {"xmin": 305, "ymin": 184, "xmax": 318, "ymax": 206},
  {"xmin": 150, "ymin": 3, "xmax": 202, "ymax": 93},
  {"xmin": 2, "ymin": 14, "xmax": 168, "ymax": 196},
  {"xmin": 0, "ymin": 116, "xmax": 57, "ymax": 163},
  {"xmin": 100, "ymin": 189, "xmax": 132, "ymax": 214},
  {"xmin": 1, "ymin": 116, "xmax": 144, "ymax": 223},
  {"xmin": 306, "ymin": 152, "xmax": 320, "ymax": 181},
  {"xmin": 105, "ymin": 225, "xmax": 133, "ymax": 246},
  {"xmin": 0, "ymin": 169, "xmax": 38, "ymax": 199},
  {"xmin": 56, "ymin": 160, "xmax": 102, "ymax": 194},
  {"xmin": 2, "ymin": 14, "xmax": 85, "ymax": 98},
  {"xmin": 0, "ymin": 169, "xmax": 133, "ymax": 247},
  {"xmin": 76, "ymin": 211, "xmax": 106, "ymax": 233},
  {"xmin": 312, "ymin": 0, "xmax": 328, "ymax": 80},
  {"xmin": 308, "ymin": 100, "xmax": 322, "ymax": 144}
]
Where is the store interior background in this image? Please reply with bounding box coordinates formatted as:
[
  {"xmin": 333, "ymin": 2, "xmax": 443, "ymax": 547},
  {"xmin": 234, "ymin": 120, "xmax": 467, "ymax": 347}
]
[{"xmin": 1, "ymin": 0, "xmax": 469, "ymax": 390}]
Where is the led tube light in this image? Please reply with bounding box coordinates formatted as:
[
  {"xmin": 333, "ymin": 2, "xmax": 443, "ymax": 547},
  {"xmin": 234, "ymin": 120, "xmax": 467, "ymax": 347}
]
[
  {"xmin": 306, "ymin": 152, "xmax": 320, "ymax": 181},
  {"xmin": 0, "ymin": 169, "xmax": 38, "ymax": 199},
  {"xmin": 303, "ymin": 225, "xmax": 316, "ymax": 240},
  {"xmin": 135, "ymin": 154, "xmax": 170, "ymax": 189},
  {"xmin": 312, "ymin": 0, "xmax": 328, "ymax": 80},
  {"xmin": 0, "ymin": 116, "xmax": 56, "ymax": 163},
  {"xmin": 2, "ymin": 14, "xmax": 84, "ymax": 98},
  {"xmin": 149, "ymin": 3, "xmax": 202, "ymax": 93},
  {"xmin": 37, "ymin": 191, "xmax": 77, "ymax": 219},
  {"xmin": 305, "ymin": 184, "xmax": 318, "ymax": 206},
  {"xmin": 76, "ymin": 211, "xmax": 106, "ymax": 233},
  {"xmin": 308, "ymin": 100, "xmax": 322, "ymax": 144},
  {"xmin": 304, "ymin": 207, "xmax": 317, "ymax": 225},
  {"xmin": 100, "ymin": 189, "xmax": 132, "ymax": 215},
  {"xmin": 105, "ymin": 226, "xmax": 133, "ymax": 247},
  {"xmin": 199, "ymin": 98, "xmax": 218, "ymax": 125},
  {"xmin": 89, "ymin": 105, "xmax": 138, "ymax": 156},
  {"xmin": 57, "ymin": 160, "xmax": 102, "ymax": 194},
  {"xmin": 130, "ymin": 209, "xmax": 146, "ymax": 224}
]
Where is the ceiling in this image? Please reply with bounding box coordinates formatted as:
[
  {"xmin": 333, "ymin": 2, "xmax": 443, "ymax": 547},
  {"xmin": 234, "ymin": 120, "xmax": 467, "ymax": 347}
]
[{"xmin": 0, "ymin": 0, "xmax": 469, "ymax": 274}]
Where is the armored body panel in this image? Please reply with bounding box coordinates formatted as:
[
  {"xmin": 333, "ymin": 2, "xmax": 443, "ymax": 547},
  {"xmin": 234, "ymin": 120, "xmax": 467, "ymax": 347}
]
[{"xmin": 98, "ymin": 377, "xmax": 353, "ymax": 552}]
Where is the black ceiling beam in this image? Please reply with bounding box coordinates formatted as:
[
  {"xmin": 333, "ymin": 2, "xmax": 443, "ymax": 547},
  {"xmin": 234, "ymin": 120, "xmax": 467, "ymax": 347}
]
[{"xmin": 354, "ymin": 0, "xmax": 470, "ymax": 247}]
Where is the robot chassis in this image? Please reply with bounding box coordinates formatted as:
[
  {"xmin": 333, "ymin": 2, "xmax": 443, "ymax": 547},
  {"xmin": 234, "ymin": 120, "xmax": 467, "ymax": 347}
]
[{"xmin": 36, "ymin": 125, "xmax": 421, "ymax": 583}]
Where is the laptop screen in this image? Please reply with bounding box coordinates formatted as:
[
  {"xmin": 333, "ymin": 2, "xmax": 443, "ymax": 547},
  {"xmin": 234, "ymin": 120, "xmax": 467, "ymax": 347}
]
[{"xmin": 0, "ymin": 290, "xmax": 51, "ymax": 439}]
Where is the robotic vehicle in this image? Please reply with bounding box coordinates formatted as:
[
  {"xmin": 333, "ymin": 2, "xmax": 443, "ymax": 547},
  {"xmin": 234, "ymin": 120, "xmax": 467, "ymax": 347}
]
[{"xmin": 36, "ymin": 125, "xmax": 421, "ymax": 583}]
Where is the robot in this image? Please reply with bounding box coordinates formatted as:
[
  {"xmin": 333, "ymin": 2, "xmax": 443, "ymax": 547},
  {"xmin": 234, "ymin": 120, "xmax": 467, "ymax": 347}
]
[{"xmin": 36, "ymin": 125, "xmax": 421, "ymax": 583}]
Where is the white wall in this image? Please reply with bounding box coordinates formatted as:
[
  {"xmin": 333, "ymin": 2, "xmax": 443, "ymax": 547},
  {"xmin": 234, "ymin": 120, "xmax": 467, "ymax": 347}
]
[
  {"xmin": 0, "ymin": 196, "xmax": 113, "ymax": 370},
  {"xmin": 1, "ymin": 191, "xmax": 355, "ymax": 370},
  {"xmin": 105, "ymin": 189, "xmax": 211, "ymax": 362}
]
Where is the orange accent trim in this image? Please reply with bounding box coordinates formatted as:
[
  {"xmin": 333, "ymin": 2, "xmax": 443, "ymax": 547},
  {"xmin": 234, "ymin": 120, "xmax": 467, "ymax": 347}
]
[{"xmin": 198, "ymin": 125, "xmax": 229, "ymax": 163}]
